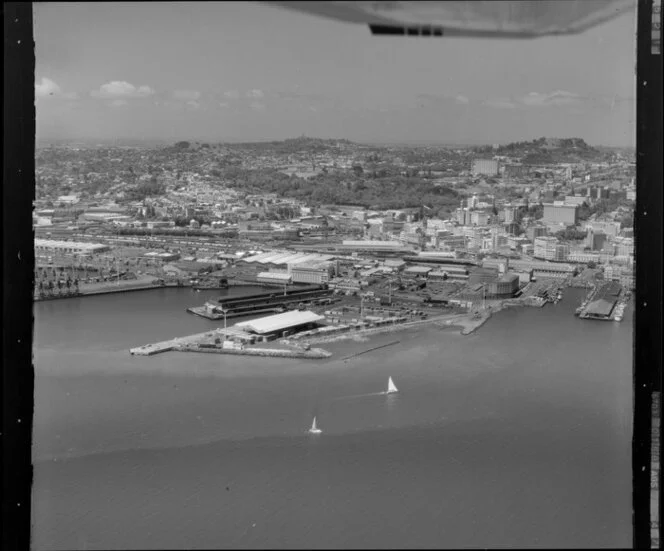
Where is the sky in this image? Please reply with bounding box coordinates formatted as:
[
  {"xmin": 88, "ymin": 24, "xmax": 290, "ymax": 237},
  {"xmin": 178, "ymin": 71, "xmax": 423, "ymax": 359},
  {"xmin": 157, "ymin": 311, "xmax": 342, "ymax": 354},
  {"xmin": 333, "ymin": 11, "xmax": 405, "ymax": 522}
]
[{"xmin": 34, "ymin": 1, "xmax": 637, "ymax": 146}]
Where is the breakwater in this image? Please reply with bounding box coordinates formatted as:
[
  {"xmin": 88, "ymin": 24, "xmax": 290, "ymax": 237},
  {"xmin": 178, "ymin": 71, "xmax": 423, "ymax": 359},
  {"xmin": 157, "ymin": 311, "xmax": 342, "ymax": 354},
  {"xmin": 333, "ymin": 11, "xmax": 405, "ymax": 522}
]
[{"xmin": 341, "ymin": 340, "xmax": 400, "ymax": 361}]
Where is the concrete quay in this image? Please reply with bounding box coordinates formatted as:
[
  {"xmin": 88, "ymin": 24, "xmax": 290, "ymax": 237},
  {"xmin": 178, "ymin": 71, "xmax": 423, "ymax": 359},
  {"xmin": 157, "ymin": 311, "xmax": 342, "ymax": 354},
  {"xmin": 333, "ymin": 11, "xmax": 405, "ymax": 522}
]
[
  {"xmin": 129, "ymin": 330, "xmax": 217, "ymax": 356},
  {"xmin": 176, "ymin": 344, "xmax": 332, "ymax": 359}
]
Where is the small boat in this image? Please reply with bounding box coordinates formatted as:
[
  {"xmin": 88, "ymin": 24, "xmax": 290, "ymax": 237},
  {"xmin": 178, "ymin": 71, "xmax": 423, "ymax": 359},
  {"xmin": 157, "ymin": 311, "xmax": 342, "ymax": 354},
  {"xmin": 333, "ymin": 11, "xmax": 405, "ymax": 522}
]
[
  {"xmin": 386, "ymin": 376, "xmax": 399, "ymax": 395},
  {"xmin": 308, "ymin": 417, "xmax": 322, "ymax": 434}
]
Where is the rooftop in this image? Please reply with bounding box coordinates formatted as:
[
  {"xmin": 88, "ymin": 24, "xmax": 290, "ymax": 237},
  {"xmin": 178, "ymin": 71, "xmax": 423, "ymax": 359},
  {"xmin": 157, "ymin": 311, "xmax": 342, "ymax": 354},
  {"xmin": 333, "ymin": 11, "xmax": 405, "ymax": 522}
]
[{"xmin": 235, "ymin": 310, "xmax": 324, "ymax": 335}]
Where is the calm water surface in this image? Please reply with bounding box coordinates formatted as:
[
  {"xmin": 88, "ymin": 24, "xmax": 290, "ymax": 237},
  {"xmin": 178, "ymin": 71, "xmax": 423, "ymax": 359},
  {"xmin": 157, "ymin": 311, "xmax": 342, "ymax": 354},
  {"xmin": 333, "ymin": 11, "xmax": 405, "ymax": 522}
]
[{"xmin": 32, "ymin": 287, "xmax": 633, "ymax": 549}]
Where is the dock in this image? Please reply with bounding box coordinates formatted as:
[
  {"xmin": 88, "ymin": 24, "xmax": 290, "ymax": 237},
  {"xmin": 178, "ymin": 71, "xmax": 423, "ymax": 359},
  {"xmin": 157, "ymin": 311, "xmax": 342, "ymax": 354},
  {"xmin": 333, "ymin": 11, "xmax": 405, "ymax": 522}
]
[
  {"xmin": 129, "ymin": 330, "xmax": 218, "ymax": 356},
  {"xmin": 577, "ymin": 281, "xmax": 624, "ymax": 321},
  {"xmin": 188, "ymin": 285, "xmax": 333, "ymax": 320},
  {"xmin": 176, "ymin": 344, "xmax": 331, "ymax": 359}
]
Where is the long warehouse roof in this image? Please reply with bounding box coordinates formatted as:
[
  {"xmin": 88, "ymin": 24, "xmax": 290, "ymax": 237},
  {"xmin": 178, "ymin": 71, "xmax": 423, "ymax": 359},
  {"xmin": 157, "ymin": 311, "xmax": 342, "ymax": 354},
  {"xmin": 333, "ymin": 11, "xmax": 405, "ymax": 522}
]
[{"xmin": 235, "ymin": 310, "xmax": 324, "ymax": 334}]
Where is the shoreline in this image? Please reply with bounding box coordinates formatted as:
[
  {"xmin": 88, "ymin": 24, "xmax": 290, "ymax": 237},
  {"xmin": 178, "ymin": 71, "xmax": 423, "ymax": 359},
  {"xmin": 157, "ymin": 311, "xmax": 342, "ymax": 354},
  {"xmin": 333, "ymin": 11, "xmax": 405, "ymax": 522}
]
[
  {"xmin": 128, "ymin": 298, "xmax": 536, "ymax": 360},
  {"xmin": 35, "ymin": 280, "xmax": 191, "ymax": 301}
]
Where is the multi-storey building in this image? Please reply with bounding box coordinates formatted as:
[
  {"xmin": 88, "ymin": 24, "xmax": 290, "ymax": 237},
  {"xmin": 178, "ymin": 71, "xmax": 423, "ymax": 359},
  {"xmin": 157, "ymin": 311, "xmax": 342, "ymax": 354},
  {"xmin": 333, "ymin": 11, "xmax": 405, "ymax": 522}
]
[
  {"xmin": 504, "ymin": 206, "xmax": 519, "ymax": 224},
  {"xmin": 533, "ymin": 236, "xmax": 559, "ymax": 261},
  {"xmin": 526, "ymin": 225, "xmax": 548, "ymax": 242},
  {"xmin": 586, "ymin": 229, "xmax": 607, "ymax": 251},
  {"xmin": 291, "ymin": 262, "xmax": 334, "ymax": 284},
  {"xmin": 471, "ymin": 159, "xmax": 499, "ymax": 176},
  {"xmin": 542, "ymin": 203, "xmax": 578, "ymax": 225},
  {"xmin": 470, "ymin": 211, "xmax": 490, "ymax": 226},
  {"xmin": 585, "ymin": 220, "xmax": 621, "ymax": 237}
]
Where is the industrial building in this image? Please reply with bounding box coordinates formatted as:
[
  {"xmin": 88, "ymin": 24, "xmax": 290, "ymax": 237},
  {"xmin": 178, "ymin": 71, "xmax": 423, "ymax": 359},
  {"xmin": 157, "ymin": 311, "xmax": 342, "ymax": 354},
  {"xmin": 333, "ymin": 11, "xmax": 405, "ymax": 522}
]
[
  {"xmin": 507, "ymin": 259, "xmax": 577, "ymax": 279},
  {"xmin": 428, "ymin": 266, "xmax": 469, "ymax": 281},
  {"xmin": 291, "ymin": 262, "xmax": 334, "ymax": 284},
  {"xmin": 235, "ymin": 310, "xmax": 325, "ymax": 339},
  {"xmin": 542, "ymin": 203, "xmax": 579, "ymax": 225},
  {"xmin": 34, "ymin": 238, "xmax": 111, "ymax": 255},
  {"xmin": 468, "ymin": 267, "xmax": 500, "ymax": 285},
  {"xmin": 256, "ymin": 272, "xmax": 292, "ymax": 285},
  {"xmin": 486, "ymin": 273, "xmax": 519, "ymax": 297},
  {"xmin": 238, "ymin": 251, "xmax": 336, "ymax": 272},
  {"xmin": 403, "ymin": 266, "xmax": 433, "ymax": 278}
]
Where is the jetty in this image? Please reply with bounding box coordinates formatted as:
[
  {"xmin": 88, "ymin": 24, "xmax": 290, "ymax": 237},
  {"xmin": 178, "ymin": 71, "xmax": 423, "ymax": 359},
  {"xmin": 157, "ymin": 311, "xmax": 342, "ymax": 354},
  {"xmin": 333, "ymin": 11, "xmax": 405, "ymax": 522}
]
[
  {"xmin": 177, "ymin": 344, "xmax": 331, "ymax": 359},
  {"xmin": 130, "ymin": 329, "xmax": 331, "ymax": 359},
  {"xmin": 188, "ymin": 285, "xmax": 333, "ymax": 320}
]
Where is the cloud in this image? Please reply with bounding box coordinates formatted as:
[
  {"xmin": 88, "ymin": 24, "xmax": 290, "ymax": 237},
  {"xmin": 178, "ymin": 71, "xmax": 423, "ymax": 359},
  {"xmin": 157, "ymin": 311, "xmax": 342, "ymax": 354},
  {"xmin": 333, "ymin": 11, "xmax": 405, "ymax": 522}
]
[
  {"xmin": 224, "ymin": 90, "xmax": 240, "ymax": 99},
  {"xmin": 484, "ymin": 90, "xmax": 589, "ymax": 110},
  {"xmin": 219, "ymin": 102, "xmax": 230, "ymax": 108},
  {"xmin": 35, "ymin": 77, "xmax": 62, "ymax": 98},
  {"xmin": 246, "ymin": 89, "xmax": 264, "ymax": 99},
  {"xmin": 520, "ymin": 90, "xmax": 583, "ymax": 107},
  {"xmin": 91, "ymin": 81, "xmax": 155, "ymax": 99},
  {"xmin": 110, "ymin": 99, "xmax": 128, "ymax": 108},
  {"xmin": 483, "ymin": 98, "xmax": 517, "ymax": 109},
  {"xmin": 250, "ymin": 101, "xmax": 266, "ymax": 111},
  {"xmin": 186, "ymin": 100, "xmax": 201, "ymax": 109},
  {"xmin": 173, "ymin": 89, "xmax": 201, "ymax": 101},
  {"xmin": 455, "ymin": 95, "xmax": 470, "ymax": 105}
]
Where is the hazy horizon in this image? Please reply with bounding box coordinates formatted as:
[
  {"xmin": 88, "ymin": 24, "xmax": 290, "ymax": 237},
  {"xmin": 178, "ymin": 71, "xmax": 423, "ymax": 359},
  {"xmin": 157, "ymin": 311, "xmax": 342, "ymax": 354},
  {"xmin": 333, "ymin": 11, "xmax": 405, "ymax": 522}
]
[{"xmin": 35, "ymin": 1, "xmax": 637, "ymax": 147}]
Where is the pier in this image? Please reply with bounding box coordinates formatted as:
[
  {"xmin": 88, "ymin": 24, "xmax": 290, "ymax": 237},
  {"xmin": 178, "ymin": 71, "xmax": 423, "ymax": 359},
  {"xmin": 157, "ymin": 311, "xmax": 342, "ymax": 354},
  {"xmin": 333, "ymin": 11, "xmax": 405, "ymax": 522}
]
[
  {"xmin": 188, "ymin": 285, "xmax": 333, "ymax": 320},
  {"xmin": 577, "ymin": 281, "xmax": 624, "ymax": 321}
]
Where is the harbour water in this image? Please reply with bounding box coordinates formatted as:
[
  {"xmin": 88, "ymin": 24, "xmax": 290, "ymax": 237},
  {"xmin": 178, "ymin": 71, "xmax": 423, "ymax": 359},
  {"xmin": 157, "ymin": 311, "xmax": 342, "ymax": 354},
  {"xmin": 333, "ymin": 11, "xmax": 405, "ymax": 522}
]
[{"xmin": 32, "ymin": 287, "xmax": 633, "ymax": 549}]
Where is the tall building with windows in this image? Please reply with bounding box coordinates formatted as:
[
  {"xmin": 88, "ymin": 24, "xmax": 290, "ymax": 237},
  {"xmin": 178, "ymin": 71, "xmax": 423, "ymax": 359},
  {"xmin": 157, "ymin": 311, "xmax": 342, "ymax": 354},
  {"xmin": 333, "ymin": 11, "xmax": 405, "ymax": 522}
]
[
  {"xmin": 504, "ymin": 206, "xmax": 519, "ymax": 224},
  {"xmin": 542, "ymin": 203, "xmax": 578, "ymax": 225},
  {"xmin": 586, "ymin": 229, "xmax": 607, "ymax": 251},
  {"xmin": 471, "ymin": 159, "xmax": 499, "ymax": 176},
  {"xmin": 533, "ymin": 236, "xmax": 559, "ymax": 261}
]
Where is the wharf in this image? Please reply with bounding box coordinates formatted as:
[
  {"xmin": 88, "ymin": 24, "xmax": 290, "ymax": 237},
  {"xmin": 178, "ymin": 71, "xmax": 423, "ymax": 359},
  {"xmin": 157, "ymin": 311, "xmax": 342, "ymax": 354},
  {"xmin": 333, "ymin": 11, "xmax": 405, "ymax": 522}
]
[
  {"xmin": 129, "ymin": 330, "xmax": 216, "ymax": 356},
  {"xmin": 187, "ymin": 305, "xmax": 283, "ymax": 320},
  {"xmin": 189, "ymin": 286, "xmax": 332, "ymax": 319},
  {"xmin": 35, "ymin": 280, "xmax": 190, "ymax": 301},
  {"xmin": 176, "ymin": 344, "xmax": 331, "ymax": 359},
  {"xmin": 576, "ymin": 281, "xmax": 623, "ymax": 321}
]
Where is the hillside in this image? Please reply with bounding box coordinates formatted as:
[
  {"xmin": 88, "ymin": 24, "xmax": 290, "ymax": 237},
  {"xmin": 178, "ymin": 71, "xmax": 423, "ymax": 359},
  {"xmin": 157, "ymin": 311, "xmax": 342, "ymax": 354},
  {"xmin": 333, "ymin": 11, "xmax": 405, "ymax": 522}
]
[{"xmin": 473, "ymin": 137, "xmax": 608, "ymax": 165}]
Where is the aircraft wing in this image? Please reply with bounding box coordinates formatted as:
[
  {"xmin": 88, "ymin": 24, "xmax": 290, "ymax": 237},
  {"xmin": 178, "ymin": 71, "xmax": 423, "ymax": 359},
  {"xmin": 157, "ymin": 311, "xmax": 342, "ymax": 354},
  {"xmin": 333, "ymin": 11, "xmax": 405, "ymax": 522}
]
[{"xmin": 265, "ymin": 1, "xmax": 635, "ymax": 38}]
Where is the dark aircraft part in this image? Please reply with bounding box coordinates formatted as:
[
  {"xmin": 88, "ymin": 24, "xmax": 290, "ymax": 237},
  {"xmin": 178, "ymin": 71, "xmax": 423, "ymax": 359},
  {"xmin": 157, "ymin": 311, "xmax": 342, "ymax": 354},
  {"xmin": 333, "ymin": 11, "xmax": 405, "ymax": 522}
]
[{"xmin": 267, "ymin": 1, "xmax": 634, "ymax": 38}]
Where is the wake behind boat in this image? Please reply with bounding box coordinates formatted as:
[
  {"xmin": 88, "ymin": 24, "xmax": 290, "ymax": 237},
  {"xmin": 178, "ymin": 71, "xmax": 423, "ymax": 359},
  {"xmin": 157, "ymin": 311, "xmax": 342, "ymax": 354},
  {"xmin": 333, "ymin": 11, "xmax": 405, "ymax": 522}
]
[
  {"xmin": 386, "ymin": 376, "xmax": 399, "ymax": 394},
  {"xmin": 308, "ymin": 416, "xmax": 322, "ymax": 434}
]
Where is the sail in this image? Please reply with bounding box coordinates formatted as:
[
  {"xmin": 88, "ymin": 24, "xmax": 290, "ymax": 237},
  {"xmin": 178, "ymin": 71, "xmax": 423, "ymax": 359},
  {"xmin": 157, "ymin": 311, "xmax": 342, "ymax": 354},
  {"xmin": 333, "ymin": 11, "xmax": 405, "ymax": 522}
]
[
  {"xmin": 309, "ymin": 416, "xmax": 321, "ymax": 433},
  {"xmin": 387, "ymin": 376, "xmax": 399, "ymax": 394}
]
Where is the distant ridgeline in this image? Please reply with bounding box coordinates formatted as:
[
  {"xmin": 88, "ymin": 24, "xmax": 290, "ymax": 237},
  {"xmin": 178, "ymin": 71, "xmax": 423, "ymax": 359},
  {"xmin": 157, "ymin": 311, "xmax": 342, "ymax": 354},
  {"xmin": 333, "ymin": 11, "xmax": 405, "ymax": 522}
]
[{"xmin": 472, "ymin": 137, "xmax": 610, "ymax": 165}]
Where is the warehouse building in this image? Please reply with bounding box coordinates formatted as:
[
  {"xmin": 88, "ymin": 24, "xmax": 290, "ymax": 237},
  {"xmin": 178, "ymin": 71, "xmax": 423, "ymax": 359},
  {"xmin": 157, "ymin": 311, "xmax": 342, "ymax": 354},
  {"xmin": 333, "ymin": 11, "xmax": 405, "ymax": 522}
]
[
  {"xmin": 403, "ymin": 266, "xmax": 433, "ymax": 278},
  {"xmin": 235, "ymin": 310, "xmax": 325, "ymax": 339},
  {"xmin": 34, "ymin": 238, "xmax": 110, "ymax": 255},
  {"xmin": 428, "ymin": 266, "xmax": 469, "ymax": 281},
  {"xmin": 468, "ymin": 267, "xmax": 500, "ymax": 285},
  {"xmin": 256, "ymin": 272, "xmax": 292, "ymax": 286},
  {"xmin": 291, "ymin": 262, "xmax": 334, "ymax": 284},
  {"xmin": 486, "ymin": 273, "xmax": 520, "ymax": 297}
]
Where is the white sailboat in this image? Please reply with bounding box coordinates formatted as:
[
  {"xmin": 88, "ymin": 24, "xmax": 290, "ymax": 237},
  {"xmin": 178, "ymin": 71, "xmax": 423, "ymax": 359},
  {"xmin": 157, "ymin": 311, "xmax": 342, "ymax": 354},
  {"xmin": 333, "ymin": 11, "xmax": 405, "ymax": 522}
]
[
  {"xmin": 308, "ymin": 417, "xmax": 322, "ymax": 434},
  {"xmin": 386, "ymin": 376, "xmax": 399, "ymax": 395}
]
